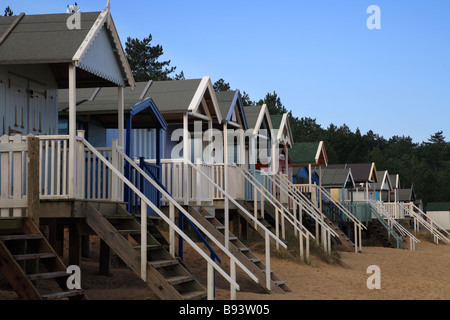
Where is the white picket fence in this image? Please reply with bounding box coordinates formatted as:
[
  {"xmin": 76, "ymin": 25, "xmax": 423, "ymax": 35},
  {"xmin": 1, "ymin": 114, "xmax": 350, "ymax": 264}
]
[{"xmin": 0, "ymin": 135, "xmax": 28, "ymax": 218}]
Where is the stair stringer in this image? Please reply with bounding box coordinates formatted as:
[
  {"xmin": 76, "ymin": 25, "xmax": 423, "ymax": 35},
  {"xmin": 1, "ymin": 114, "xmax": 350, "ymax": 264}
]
[{"xmin": 86, "ymin": 203, "xmax": 206, "ymax": 300}]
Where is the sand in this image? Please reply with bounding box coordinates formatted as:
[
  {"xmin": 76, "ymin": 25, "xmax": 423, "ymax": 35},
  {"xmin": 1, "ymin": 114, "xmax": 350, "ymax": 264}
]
[{"xmin": 0, "ymin": 233, "xmax": 449, "ymax": 301}]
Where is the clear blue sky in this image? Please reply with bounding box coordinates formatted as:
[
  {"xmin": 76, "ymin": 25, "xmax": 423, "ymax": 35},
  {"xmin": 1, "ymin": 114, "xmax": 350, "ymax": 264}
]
[{"xmin": 10, "ymin": 0, "xmax": 450, "ymax": 144}]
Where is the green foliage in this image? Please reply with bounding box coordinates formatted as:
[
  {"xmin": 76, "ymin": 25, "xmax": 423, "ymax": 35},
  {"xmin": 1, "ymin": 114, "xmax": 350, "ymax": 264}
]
[
  {"xmin": 4, "ymin": 6, "xmax": 13, "ymax": 16},
  {"xmin": 125, "ymin": 34, "xmax": 180, "ymax": 81},
  {"xmin": 213, "ymin": 78, "xmax": 231, "ymax": 92}
]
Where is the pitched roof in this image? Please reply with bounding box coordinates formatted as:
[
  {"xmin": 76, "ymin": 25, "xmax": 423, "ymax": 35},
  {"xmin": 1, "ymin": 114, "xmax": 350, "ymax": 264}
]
[
  {"xmin": 375, "ymin": 170, "xmax": 393, "ymax": 191},
  {"xmin": 243, "ymin": 104, "xmax": 273, "ymax": 138},
  {"xmin": 270, "ymin": 114, "xmax": 293, "ymax": 147},
  {"xmin": 290, "ymin": 141, "xmax": 327, "ymax": 166},
  {"xmin": 214, "ymin": 90, "xmax": 248, "ymax": 129},
  {"xmin": 0, "ymin": 10, "xmax": 134, "ymax": 88},
  {"xmin": 319, "ymin": 168, "xmax": 355, "ymax": 188},
  {"xmin": 426, "ymin": 202, "xmax": 450, "ymax": 212},
  {"xmin": 397, "ymin": 187, "xmax": 416, "ymax": 202},
  {"xmin": 326, "ymin": 163, "xmax": 378, "ymax": 183},
  {"xmin": 59, "ymin": 77, "xmax": 222, "ymax": 124}
]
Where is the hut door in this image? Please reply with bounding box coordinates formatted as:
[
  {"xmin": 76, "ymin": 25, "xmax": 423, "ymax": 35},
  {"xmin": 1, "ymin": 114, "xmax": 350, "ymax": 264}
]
[
  {"xmin": 8, "ymin": 75, "xmax": 28, "ymax": 136},
  {"xmin": 28, "ymin": 81, "xmax": 47, "ymax": 135}
]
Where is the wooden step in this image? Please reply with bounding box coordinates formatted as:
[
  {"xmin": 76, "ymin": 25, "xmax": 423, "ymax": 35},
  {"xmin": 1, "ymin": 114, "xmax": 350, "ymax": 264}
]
[
  {"xmin": 149, "ymin": 259, "xmax": 179, "ymax": 268},
  {"xmin": 133, "ymin": 244, "xmax": 163, "ymax": 251},
  {"xmin": 0, "ymin": 234, "xmax": 44, "ymax": 241},
  {"xmin": 41, "ymin": 289, "xmax": 84, "ymax": 300},
  {"xmin": 166, "ymin": 275, "xmax": 195, "ymax": 285},
  {"xmin": 14, "ymin": 253, "xmax": 57, "ymax": 261},
  {"xmin": 28, "ymin": 271, "xmax": 69, "ymax": 281},
  {"xmin": 181, "ymin": 290, "xmax": 207, "ymax": 300},
  {"xmin": 118, "ymin": 229, "xmax": 141, "ymax": 235}
]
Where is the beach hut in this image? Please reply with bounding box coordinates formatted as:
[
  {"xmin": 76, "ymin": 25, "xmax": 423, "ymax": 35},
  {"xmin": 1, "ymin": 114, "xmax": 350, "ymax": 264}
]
[
  {"xmin": 327, "ymin": 163, "xmax": 378, "ymax": 201},
  {"xmin": 319, "ymin": 167, "xmax": 355, "ymax": 202},
  {"xmin": 374, "ymin": 170, "xmax": 393, "ymax": 202},
  {"xmin": 426, "ymin": 202, "xmax": 450, "ymax": 232}
]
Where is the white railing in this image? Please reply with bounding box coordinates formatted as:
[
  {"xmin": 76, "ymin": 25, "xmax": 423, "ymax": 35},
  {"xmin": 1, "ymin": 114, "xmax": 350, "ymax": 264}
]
[
  {"xmin": 39, "ymin": 135, "xmax": 69, "ymax": 199},
  {"xmin": 267, "ymin": 172, "xmax": 339, "ymax": 254},
  {"xmin": 239, "ymin": 167, "xmax": 314, "ymax": 262},
  {"xmin": 213, "ymin": 164, "xmax": 245, "ymax": 200},
  {"xmin": 368, "ymin": 200, "xmax": 419, "ymax": 251},
  {"xmin": 401, "ymin": 202, "xmax": 450, "ymax": 244},
  {"xmin": 314, "ymin": 184, "xmax": 366, "ymax": 253},
  {"xmin": 0, "ymin": 135, "xmax": 28, "ymax": 218},
  {"xmin": 83, "ymin": 138, "xmax": 260, "ymax": 300},
  {"xmin": 154, "ymin": 159, "xmax": 214, "ymax": 204},
  {"xmin": 185, "ymin": 160, "xmax": 288, "ymax": 292},
  {"xmin": 383, "ymin": 202, "xmax": 409, "ymax": 219}
]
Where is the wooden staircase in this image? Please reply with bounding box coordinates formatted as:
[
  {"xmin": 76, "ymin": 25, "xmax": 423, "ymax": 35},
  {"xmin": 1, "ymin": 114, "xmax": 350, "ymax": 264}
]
[
  {"xmin": 323, "ymin": 217, "xmax": 355, "ymax": 252},
  {"xmin": 189, "ymin": 205, "xmax": 292, "ymax": 294},
  {"xmin": 0, "ymin": 218, "xmax": 87, "ymax": 300},
  {"xmin": 367, "ymin": 220, "xmax": 395, "ymax": 248},
  {"xmin": 85, "ymin": 203, "xmax": 206, "ymax": 300}
]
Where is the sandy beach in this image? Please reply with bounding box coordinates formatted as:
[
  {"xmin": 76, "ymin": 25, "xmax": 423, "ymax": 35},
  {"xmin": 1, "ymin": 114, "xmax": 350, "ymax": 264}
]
[{"xmin": 1, "ymin": 232, "xmax": 448, "ymax": 301}]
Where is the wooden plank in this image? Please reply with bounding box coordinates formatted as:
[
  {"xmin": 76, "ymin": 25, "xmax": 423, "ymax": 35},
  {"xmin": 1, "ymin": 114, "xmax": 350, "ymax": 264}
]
[
  {"xmin": 0, "ymin": 240, "xmax": 41, "ymax": 300},
  {"xmin": 27, "ymin": 136, "xmax": 40, "ymax": 224}
]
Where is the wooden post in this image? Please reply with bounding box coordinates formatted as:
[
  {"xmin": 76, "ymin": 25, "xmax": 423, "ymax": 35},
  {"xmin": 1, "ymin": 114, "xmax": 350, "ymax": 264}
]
[
  {"xmin": 26, "ymin": 135, "xmax": 40, "ymax": 225},
  {"xmin": 68, "ymin": 64, "xmax": 77, "ymax": 199},
  {"xmin": 183, "ymin": 114, "xmax": 189, "ymax": 205},
  {"xmin": 223, "ymin": 122, "xmax": 229, "ymax": 249},
  {"xmin": 69, "ymin": 223, "xmax": 81, "ymax": 267},
  {"xmin": 99, "ymin": 239, "xmax": 112, "ymax": 276}
]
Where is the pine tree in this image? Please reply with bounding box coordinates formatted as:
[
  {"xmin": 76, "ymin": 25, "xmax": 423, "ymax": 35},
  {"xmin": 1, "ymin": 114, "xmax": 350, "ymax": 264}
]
[{"xmin": 125, "ymin": 34, "xmax": 177, "ymax": 81}]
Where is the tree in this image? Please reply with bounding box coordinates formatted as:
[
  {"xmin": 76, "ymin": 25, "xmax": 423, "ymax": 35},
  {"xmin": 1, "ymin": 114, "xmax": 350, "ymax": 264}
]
[
  {"xmin": 213, "ymin": 78, "xmax": 231, "ymax": 92},
  {"xmin": 125, "ymin": 34, "xmax": 178, "ymax": 81},
  {"xmin": 4, "ymin": 6, "xmax": 13, "ymax": 16},
  {"xmin": 258, "ymin": 91, "xmax": 287, "ymax": 115},
  {"xmin": 428, "ymin": 131, "xmax": 446, "ymax": 144}
]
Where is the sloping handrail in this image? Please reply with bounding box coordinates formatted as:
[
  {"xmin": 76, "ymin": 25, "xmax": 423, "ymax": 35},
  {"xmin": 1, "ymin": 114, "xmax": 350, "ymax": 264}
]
[
  {"xmin": 268, "ymin": 172, "xmax": 339, "ymax": 237},
  {"xmin": 82, "ymin": 138, "xmax": 258, "ymax": 300},
  {"xmin": 139, "ymin": 159, "xmax": 222, "ymax": 263},
  {"xmin": 237, "ymin": 167, "xmax": 314, "ymax": 262},
  {"xmin": 263, "ymin": 172, "xmax": 340, "ymax": 254},
  {"xmin": 185, "ymin": 160, "xmax": 287, "ymax": 292},
  {"xmin": 402, "ymin": 202, "xmax": 450, "ymax": 244},
  {"xmin": 368, "ymin": 200, "xmax": 419, "ymax": 250}
]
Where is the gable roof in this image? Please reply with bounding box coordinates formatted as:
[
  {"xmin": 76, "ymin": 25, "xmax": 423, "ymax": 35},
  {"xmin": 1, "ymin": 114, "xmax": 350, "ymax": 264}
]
[
  {"xmin": 326, "ymin": 163, "xmax": 378, "ymax": 183},
  {"xmin": 375, "ymin": 170, "xmax": 393, "ymax": 191},
  {"xmin": 319, "ymin": 168, "xmax": 355, "ymax": 188},
  {"xmin": 270, "ymin": 114, "xmax": 293, "ymax": 147},
  {"xmin": 289, "ymin": 141, "xmax": 328, "ymax": 166},
  {"xmin": 397, "ymin": 187, "xmax": 416, "ymax": 202},
  {"xmin": 214, "ymin": 90, "xmax": 248, "ymax": 129},
  {"xmin": 426, "ymin": 202, "xmax": 450, "ymax": 212},
  {"xmin": 0, "ymin": 8, "xmax": 134, "ymax": 88},
  {"xmin": 243, "ymin": 104, "xmax": 273, "ymax": 139},
  {"xmin": 389, "ymin": 174, "xmax": 401, "ymax": 189},
  {"xmin": 59, "ymin": 77, "xmax": 222, "ymax": 124}
]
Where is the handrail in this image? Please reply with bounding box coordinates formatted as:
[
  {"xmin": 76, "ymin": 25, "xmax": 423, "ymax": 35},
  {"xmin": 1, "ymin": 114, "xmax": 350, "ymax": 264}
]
[
  {"xmin": 82, "ymin": 138, "xmax": 257, "ymax": 300},
  {"xmin": 368, "ymin": 200, "xmax": 419, "ymax": 250},
  {"xmin": 403, "ymin": 202, "xmax": 450, "ymax": 244},
  {"xmin": 186, "ymin": 160, "xmax": 287, "ymax": 292},
  {"xmin": 186, "ymin": 161, "xmax": 287, "ymax": 249},
  {"xmin": 237, "ymin": 167, "xmax": 314, "ymax": 262},
  {"xmin": 263, "ymin": 172, "xmax": 340, "ymax": 254},
  {"xmin": 314, "ymin": 184, "xmax": 367, "ymax": 230},
  {"xmin": 268, "ymin": 172, "xmax": 339, "ymax": 238},
  {"xmin": 239, "ymin": 168, "xmax": 314, "ymax": 239},
  {"xmin": 365, "ymin": 201, "xmax": 404, "ymax": 249},
  {"xmin": 139, "ymin": 159, "xmax": 222, "ymax": 263}
]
